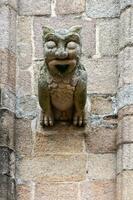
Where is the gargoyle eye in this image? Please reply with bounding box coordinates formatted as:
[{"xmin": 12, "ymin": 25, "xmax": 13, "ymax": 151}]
[
  {"xmin": 46, "ymin": 41, "xmax": 56, "ymax": 49},
  {"xmin": 67, "ymin": 41, "xmax": 78, "ymax": 49}
]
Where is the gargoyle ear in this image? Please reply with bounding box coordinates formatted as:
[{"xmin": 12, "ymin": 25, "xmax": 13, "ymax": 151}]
[
  {"xmin": 69, "ymin": 25, "xmax": 82, "ymax": 34},
  {"xmin": 42, "ymin": 26, "xmax": 55, "ymax": 36}
]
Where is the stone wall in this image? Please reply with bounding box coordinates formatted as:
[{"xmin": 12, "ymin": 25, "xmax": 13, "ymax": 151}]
[
  {"xmin": 0, "ymin": 0, "xmax": 17, "ymax": 199},
  {"xmin": 0, "ymin": 0, "xmax": 133, "ymax": 199},
  {"xmin": 117, "ymin": 1, "xmax": 133, "ymax": 199}
]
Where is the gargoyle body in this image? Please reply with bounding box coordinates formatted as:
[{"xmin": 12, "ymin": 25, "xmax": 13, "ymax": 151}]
[{"xmin": 38, "ymin": 26, "xmax": 87, "ymax": 126}]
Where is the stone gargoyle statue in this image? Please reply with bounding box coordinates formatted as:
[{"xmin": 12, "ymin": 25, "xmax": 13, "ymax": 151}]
[{"xmin": 38, "ymin": 26, "xmax": 87, "ymax": 127}]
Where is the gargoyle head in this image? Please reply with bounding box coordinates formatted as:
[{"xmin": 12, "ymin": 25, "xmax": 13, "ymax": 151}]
[{"xmin": 42, "ymin": 26, "xmax": 82, "ymax": 77}]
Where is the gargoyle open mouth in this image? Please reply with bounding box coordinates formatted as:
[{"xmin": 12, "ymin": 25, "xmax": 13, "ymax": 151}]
[{"xmin": 55, "ymin": 64, "xmax": 69, "ymax": 73}]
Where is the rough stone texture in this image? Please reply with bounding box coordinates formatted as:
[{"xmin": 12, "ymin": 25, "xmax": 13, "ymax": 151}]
[
  {"xmin": 0, "ymin": 175, "xmax": 15, "ymax": 200},
  {"xmin": 16, "ymin": 183, "xmax": 32, "ymax": 200},
  {"xmin": 56, "ymin": 0, "xmax": 85, "ymax": 15},
  {"xmin": 0, "ymin": 6, "xmax": 16, "ymax": 53},
  {"xmin": 86, "ymin": 0, "xmax": 120, "ymax": 18},
  {"xmin": 0, "ymin": 147, "xmax": 9, "ymax": 175},
  {"xmin": 0, "ymin": 109, "xmax": 15, "ymax": 149},
  {"xmin": 34, "ymin": 132, "xmax": 85, "ymax": 156},
  {"xmin": 118, "ymin": 47, "xmax": 133, "ymax": 88},
  {"xmin": 82, "ymin": 57, "xmax": 117, "ymax": 94},
  {"xmin": 80, "ymin": 180, "xmax": 116, "ymax": 200},
  {"xmin": 87, "ymin": 153, "xmax": 116, "ymax": 180},
  {"xmin": 33, "ymin": 60, "xmax": 43, "ymax": 96},
  {"xmin": 16, "ymin": 154, "xmax": 87, "ymax": 182},
  {"xmin": 0, "ymin": 86, "xmax": 16, "ymax": 112},
  {"xmin": 86, "ymin": 125, "xmax": 117, "ymax": 153},
  {"xmin": 16, "ymin": 95, "xmax": 37, "ymax": 119},
  {"xmin": 98, "ymin": 19, "xmax": 119, "ymax": 56},
  {"xmin": 0, "ymin": 175, "xmax": 8, "ymax": 200},
  {"xmin": 117, "ymin": 171, "xmax": 133, "ymax": 200},
  {"xmin": 0, "ymin": 0, "xmax": 17, "ymax": 10},
  {"xmin": 18, "ymin": 0, "xmax": 51, "ymax": 16},
  {"xmin": 117, "ymin": 84, "xmax": 133, "ymax": 110},
  {"xmin": 16, "ymin": 16, "xmax": 32, "ymax": 70},
  {"xmin": 35, "ymin": 182, "xmax": 79, "ymax": 200},
  {"xmin": 117, "ymin": 144, "xmax": 133, "ymax": 173},
  {"xmin": 119, "ymin": 7, "xmax": 133, "ymax": 49},
  {"xmin": 120, "ymin": 0, "xmax": 133, "ymax": 10},
  {"xmin": 117, "ymin": 116, "xmax": 133, "ymax": 145},
  {"xmin": 118, "ymin": 105, "xmax": 133, "ymax": 118},
  {"xmin": 15, "ymin": 118, "xmax": 33, "ymax": 157},
  {"xmin": 90, "ymin": 95, "xmax": 114, "ymax": 115},
  {"xmin": 33, "ymin": 16, "xmax": 96, "ymax": 59},
  {"xmin": 36, "ymin": 122, "xmax": 87, "ymax": 136},
  {"xmin": 16, "ymin": 70, "xmax": 32, "ymax": 96},
  {"xmin": 0, "ymin": 50, "xmax": 16, "ymax": 91}
]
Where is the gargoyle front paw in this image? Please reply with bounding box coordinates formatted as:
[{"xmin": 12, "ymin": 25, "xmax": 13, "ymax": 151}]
[
  {"xmin": 73, "ymin": 112, "xmax": 86, "ymax": 127},
  {"xmin": 40, "ymin": 112, "xmax": 54, "ymax": 127}
]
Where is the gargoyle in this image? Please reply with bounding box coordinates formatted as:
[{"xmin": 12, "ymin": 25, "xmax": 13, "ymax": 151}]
[{"xmin": 38, "ymin": 26, "xmax": 87, "ymax": 126}]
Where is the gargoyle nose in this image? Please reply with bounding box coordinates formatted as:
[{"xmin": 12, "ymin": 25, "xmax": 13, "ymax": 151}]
[{"xmin": 55, "ymin": 49, "xmax": 68, "ymax": 59}]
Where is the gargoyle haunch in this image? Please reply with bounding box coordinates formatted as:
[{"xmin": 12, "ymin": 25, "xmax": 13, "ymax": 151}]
[{"xmin": 38, "ymin": 26, "xmax": 87, "ymax": 126}]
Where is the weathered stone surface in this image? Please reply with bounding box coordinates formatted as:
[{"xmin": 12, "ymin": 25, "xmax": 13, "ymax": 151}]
[
  {"xmin": 86, "ymin": 0, "xmax": 120, "ymax": 18},
  {"xmin": 0, "ymin": 175, "xmax": 8, "ymax": 200},
  {"xmin": 0, "ymin": 109, "xmax": 15, "ymax": 149},
  {"xmin": 0, "ymin": 86, "xmax": 16, "ymax": 112},
  {"xmin": 36, "ymin": 122, "xmax": 87, "ymax": 136},
  {"xmin": 98, "ymin": 18, "xmax": 119, "ymax": 56},
  {"xmin": 120, "ymin": 0, "xmax": 133, "ymax": 10},
  {"xmin": 19, "ymin": 0, "xmax": 51, "ymax": 16},
  {"xmin": 117, "ymin": 171, "xmax": 133, "ymax": 200},
  {"xmin": 33, "ymin": 60, "xmax": 43, "ymax": 96},
  {"xmin": 0, "ymin": 175, "xmax": 15, "ymax": 200},
  {"xmin": 117, "ymin": 144, "xmax": 133, "ymax": 173},
  {"xmin": 16, "ymin": 70, "xmax": 32, "ymax": 96},
  {"xmin": 90, "ymin": 95, "xmax": 114, "ymax": 115},
  {"xmin": 87, "ymin": 153, "xmax": 116, "ymax": 180},
  {"xmin": 56, "ymin": 0, "xmax": 85, "ymax": 14},
  {"xmin": 82, "ymin": 57, "xmax": 117, "ymax": 94},
  {"xmin": 0, "ymin": 6, "xmax": 16, "ymax": 53},
  {"xmin": 34, "ymin": 131, "xmax": 85, "ymax": 156},
  {"xmin": 86, "ymin": 125, "xmax": 117, "ymax": 153},
  {"xmin": 35, "ymin": 182, "xmax": 79, "ymax": 200},
  {"xmin": 33, "ymin": 16, "xmax": 96, "ymax": 59},
  {"xmin": 117, "ymin": 84, "xmax": 133, "ymax": 110},
  {"xmin": 17, "ymin": 16, "xmax": 32, "ymax": 70},
  {"xmin": 120, "ymin": 7, "xmax": 133, "ymax": 49},
  {"xmin": 80, "ymin": 180, "xmax": 116, "ymax": 200},
  {"xmin": 118, "ymin": 105, "xmax": 133, "ymax": 118},
  {"xmin": 0, "ymin": 50, "xmax": 16, "ymax": 90},
  {"xmin": 16, "ymin": 183, "xmax": 32, "ymax": 200},
  {"xmin": 118, "ymin": 47, "xmax": 133, "ymax": 88},
  {"xmin": 15, "ymin": 119, "xmax": 33, "ymax": 157},
  {"xmin": 117, "ymin": 116, "xmax": 133, "ymax": 145},
  {"xmin": 0, "ymin": 0, "xmax": 17, "ymax": 10},
  {"xmin": 0, "ymin": 147, "xmax": 9, "ymax": 175},
  {"xmin": 16, "ymin": 154, "xmax": 87, "ymax": 181},
  {"xmin": 16, "ymin": 95, "xmax": 37, "ymax": 119}
]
